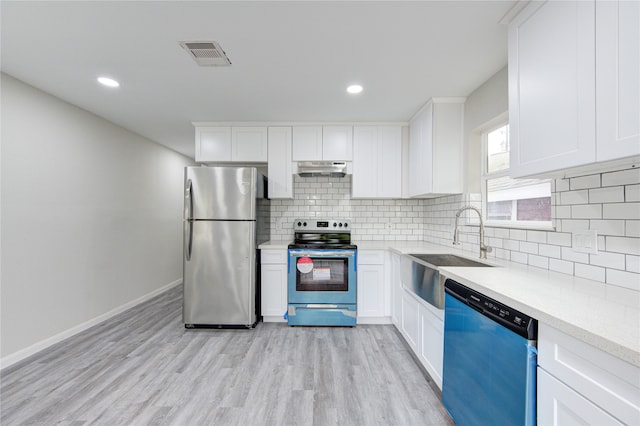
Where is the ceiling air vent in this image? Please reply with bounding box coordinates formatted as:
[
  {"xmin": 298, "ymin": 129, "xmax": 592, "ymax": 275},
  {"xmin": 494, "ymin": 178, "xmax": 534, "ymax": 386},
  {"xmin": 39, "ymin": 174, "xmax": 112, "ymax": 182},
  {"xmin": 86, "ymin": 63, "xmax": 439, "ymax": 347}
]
[{"xmin": 180, "ymin": 41, "xmax": 231, "ymax": 66}]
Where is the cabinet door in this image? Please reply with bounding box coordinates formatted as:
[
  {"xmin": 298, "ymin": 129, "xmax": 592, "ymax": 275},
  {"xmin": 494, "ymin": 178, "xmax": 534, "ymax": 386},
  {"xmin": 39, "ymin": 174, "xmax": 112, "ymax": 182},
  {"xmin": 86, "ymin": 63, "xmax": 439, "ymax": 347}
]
[
  {"xmin": 323, "ymin": 126, "xmax": 353, "ymax": 161},
  {"xmin": 408, "ymin": 105, "xmax": 433, "ymax": 196},
  {"xmin": 267, "ymin": 127, "xmax": 293, "ymax": 199},
  {"xmin": 292, "ymin": 126, "xmax": 323, "ymax": 161},
  {"xmin": 538, "ymin": 368, "xmax": 624, "ymax": 426},
  {"xmin": 401, "ymin": 290, "xmax": 420, "ymax": 351},
  {"xmin": 357, "ymin": 264, "xmax": 384, "ymax": 318},
  {"xmin": 390, "ymin": 253, "xmax": 402, "ymax": 327},
  {"xmin": 195, "ymin": 127, "xmax": 232, "ymax": 162},
  {"xmin": 231, "ymin": 127, "xmax": 268, "ymax": 162},
  {"xmin": 352, "ymin": 126, "xmax": 378, "ymax": 198},
  {"xmin": 420, "ymin": 303, "xmax": 444, "ymax": 390},
  {"xmin": 261, "ymin": 263, "xmax": 287, "ymax": 319},
  {"xmin": 378, "ymin": 126, "xmax": 402, "ymax": 198},
  {"xmin": 596, "ymin": 0, "xmax": 640, "ymax": 161},
  {"xmin": 509, "ymin": 1, "xmax": 596, "ymax": 177}
]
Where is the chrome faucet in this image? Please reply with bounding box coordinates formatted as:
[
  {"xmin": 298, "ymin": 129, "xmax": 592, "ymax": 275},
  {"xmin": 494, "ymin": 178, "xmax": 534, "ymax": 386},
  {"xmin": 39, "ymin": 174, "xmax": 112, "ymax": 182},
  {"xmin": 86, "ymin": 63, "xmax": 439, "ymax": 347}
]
[{"xmin": 453, "ymin": 206, "xmax": 492, "ymax": 259}]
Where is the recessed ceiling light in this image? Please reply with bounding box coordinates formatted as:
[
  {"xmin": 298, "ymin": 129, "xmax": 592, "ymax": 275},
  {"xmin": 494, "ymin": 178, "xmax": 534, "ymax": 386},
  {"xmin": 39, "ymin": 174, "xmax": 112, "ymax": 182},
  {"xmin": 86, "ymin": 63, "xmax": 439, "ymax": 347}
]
[
  {"xmin": 347, "ymin": 84, "xmax": 363, "ymax": 94},
  {"xmin": 97, "ymin": 77, "xmax": 120, "ymax": 88}
]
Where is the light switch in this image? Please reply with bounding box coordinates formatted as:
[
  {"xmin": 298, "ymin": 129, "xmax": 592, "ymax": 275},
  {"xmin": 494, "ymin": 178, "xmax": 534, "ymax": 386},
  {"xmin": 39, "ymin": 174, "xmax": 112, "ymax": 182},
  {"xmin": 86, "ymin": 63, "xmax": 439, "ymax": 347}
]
[{"xmin": 572, "ymin": 230, "xmax": 598, "ymax": 254}]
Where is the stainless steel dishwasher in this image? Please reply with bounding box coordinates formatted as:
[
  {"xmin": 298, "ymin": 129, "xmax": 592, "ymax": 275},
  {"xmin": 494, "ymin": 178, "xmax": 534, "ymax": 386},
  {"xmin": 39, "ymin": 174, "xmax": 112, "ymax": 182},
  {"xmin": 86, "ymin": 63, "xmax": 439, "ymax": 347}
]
[{"xmin": 442, "ymin": 278, "xmax": 537, "ymax": 426}]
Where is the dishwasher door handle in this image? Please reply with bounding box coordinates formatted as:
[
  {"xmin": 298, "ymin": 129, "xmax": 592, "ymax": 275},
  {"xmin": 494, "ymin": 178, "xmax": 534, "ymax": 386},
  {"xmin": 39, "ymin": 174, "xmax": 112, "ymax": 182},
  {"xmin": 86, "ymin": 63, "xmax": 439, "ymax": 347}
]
[{"xmin": 468, "ymin": 298, "xmax": 484, "ymax": 313}]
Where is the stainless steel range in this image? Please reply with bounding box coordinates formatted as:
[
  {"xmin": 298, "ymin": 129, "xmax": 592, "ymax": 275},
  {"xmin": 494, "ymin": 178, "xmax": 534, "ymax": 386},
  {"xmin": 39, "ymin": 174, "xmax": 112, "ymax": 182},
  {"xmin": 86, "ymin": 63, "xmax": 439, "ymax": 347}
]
[{"xmin": 287, "ymin": 219, "xmax": 357, "ymax": 326}]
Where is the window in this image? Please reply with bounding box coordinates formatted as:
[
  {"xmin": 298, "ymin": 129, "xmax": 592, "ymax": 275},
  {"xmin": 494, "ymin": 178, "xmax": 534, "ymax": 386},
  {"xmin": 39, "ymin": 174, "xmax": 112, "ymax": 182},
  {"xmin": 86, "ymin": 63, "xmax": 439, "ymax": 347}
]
[{"xmin": 482, "ymin": 123, "xmax": 553, "ymax": 228}]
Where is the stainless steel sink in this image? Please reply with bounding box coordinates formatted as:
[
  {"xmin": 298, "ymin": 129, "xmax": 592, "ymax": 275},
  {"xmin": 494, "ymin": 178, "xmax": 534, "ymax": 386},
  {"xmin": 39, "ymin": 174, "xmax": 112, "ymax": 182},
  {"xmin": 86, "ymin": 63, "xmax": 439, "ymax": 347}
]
[
  {"xmin": 408, "ymin": 253, "xmax": 493, "ymax": 268},
  {"xmin": 402, "ymin": 254, "xmax": 493, "ymax": 310}
]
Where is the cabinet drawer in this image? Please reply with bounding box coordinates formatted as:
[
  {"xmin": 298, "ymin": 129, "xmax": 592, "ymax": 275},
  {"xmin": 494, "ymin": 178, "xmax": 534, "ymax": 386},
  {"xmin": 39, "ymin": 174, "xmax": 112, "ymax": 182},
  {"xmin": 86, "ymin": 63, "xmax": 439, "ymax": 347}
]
[
  {"xmin": 357, "ymin": 250, "xmax": 385, "ymax": 265},
  {"xmin": 261, "ymin": 250, "xmax": 288, "ymax": 264},
  {"xmin": 538, "ymin": 323, "xmax": 640, "ymax": 425}
]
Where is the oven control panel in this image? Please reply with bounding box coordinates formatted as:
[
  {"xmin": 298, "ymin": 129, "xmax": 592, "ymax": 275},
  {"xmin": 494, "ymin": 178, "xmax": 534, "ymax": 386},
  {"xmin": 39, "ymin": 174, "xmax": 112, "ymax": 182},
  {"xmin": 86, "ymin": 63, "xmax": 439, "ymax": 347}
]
[{"xmin": 294, "ymin": 219, "xmax": 350, "ymax": 232}]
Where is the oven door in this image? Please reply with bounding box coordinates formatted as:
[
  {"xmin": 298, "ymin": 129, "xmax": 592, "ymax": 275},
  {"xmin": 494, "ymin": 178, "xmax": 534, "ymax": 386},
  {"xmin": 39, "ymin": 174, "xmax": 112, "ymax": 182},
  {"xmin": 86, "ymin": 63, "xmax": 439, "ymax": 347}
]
[{"xmin": 287, "ymin": 248, "xmax": 356, "ymax": 305}]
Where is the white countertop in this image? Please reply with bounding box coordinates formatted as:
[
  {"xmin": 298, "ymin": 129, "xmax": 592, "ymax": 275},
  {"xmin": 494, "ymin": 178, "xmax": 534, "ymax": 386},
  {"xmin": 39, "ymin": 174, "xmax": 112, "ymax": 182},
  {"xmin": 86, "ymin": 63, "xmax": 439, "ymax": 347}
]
[{"xmin": 259, "ymin": 239, "xmax": 640, "ymax": 366}]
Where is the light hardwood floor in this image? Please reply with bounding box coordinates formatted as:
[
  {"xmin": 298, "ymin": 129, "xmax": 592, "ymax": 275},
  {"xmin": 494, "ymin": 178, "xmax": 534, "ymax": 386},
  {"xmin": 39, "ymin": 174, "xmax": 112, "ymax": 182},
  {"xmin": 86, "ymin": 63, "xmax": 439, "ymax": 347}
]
[{"xmin": 1, "ymin": 285, "xmax": 453, "ymax": 425}]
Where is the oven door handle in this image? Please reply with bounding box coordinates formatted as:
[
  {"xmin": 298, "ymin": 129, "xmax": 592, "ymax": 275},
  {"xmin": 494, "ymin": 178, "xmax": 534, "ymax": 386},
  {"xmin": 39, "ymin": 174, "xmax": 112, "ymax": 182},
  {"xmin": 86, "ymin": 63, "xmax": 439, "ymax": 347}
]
[{"xmin": 291, "ymin": 251, "xmax": 355, "ymax": 257}]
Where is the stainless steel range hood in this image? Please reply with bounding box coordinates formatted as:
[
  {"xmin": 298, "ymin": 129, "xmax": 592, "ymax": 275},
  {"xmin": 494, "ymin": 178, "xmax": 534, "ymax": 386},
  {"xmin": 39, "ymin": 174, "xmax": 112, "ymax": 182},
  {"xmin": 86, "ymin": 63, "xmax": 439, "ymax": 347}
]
[{"xmin": 297, "ymin": 161, "xmax": 347, "ymax": 177}]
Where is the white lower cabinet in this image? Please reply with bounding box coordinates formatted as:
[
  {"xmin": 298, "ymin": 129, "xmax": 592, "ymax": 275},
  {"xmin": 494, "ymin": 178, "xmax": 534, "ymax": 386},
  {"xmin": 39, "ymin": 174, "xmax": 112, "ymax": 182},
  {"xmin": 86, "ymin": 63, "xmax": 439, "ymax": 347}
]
[
  {"xmin": 390, "ymin": 252, "xmax": 402, "ymax": 327},
  {"xmin": 356, "ymin": 250, "xmax": 389, "ymax": 323},
  {"xmin": 401, "ymin": 289, "xmax": 420, "ymax": 352},
  {"xmin": 537, "ymin": 323, "xmax": 640, "ymax": 425},
  {"xmin": 537, "ymin": 368, "xmax": 623, "ymax": 426},
  {"xmin": 260, "ymin": 249, "xmax": 288, "ymax": 322},
  {"xmin": 419, "ymin": 302, "xmax": 444, "ymax": 389}
]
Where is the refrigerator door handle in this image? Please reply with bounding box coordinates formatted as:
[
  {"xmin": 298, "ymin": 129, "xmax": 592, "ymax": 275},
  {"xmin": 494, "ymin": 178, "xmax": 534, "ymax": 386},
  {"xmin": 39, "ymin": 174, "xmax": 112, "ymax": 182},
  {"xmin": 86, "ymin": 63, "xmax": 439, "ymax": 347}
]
[
  {"xmin": 185, "ymin": 179, "xmax": 193, "ymax": 220},
  {"xmin": 184, "ymin": 220, "xmax": 193, "ymax": 261}
]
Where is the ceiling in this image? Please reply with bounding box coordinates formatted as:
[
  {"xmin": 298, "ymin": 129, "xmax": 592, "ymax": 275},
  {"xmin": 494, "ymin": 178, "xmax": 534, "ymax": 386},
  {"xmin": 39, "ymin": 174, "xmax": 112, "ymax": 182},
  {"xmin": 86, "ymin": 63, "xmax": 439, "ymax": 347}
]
[{"xmin": 1, "ymin": 1, "xmax": 515, "ymax": 159}]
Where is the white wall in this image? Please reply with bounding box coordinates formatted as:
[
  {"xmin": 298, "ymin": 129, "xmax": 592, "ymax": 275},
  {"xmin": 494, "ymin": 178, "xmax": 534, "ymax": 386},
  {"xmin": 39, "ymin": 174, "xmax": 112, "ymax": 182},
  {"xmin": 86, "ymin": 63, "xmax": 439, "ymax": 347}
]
[
  {"xmin": 463, "ymin": 66, "xmax": 508, "ymax": 193},
  {"xmin": 1, "ymin": 73, "xmax": 193, "ymax": 365}
]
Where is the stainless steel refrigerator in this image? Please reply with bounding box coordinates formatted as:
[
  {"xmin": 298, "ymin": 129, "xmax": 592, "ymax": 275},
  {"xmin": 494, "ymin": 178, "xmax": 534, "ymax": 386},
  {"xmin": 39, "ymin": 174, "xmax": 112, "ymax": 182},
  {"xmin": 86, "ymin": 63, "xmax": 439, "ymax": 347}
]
[{"xmin": 183, "ymin": 166, "xmax": 270, "ymax": 328}]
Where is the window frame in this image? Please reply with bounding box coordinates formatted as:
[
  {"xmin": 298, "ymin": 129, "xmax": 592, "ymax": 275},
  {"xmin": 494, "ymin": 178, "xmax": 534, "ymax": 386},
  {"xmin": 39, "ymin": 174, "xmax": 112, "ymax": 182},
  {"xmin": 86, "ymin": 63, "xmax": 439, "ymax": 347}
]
[{"xmin": 480, "ymin": 121, "xmax": 555, "ymax": 231}]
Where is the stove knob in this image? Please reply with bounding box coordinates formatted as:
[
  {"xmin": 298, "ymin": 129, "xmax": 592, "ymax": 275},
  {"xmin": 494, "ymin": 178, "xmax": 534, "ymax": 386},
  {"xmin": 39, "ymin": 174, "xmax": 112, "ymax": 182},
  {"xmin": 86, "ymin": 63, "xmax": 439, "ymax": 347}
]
[
  {"xmin": 344, "ymin": 223, "xmax": 348, "ymax": 228},
  {"xmin": 303, "ymin": 222, "xmax": 307, "ymax": 227},
  {"xmin": 339, "ymin": 223, "xmax": 343, "ymax": 227},
  {"xmin": 333, "ymin": 222, "xmax": 337, "ymax": 227},
  {"xmin": 297, "ymin": 221, "xmax": 302, "ymax": 227}
]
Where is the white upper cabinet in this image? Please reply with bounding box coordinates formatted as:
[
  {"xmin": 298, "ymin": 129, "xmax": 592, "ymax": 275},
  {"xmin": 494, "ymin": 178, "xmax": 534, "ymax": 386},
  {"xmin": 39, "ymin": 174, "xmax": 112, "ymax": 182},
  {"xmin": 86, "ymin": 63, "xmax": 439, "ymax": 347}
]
[
  {"xmin": 322, "ymin": 126, "xmax": 353, "ymax": 161},
  {"xmin": 292, "ymin": 126, "xmax": 323, "ymax": 161},
  {"xmin": 195, "ymin": 126, "xmax": 267, "ymax": 163},
  {"xmin": 408, "ymin": 98, "xmax": 464, "ymax": 197},
  {"xmin": 596, "ymin": 0, "xmax": 640, "ymax": 161},
  {"xmin": 231, "ymin": 127, "xmax": 268, "ymax": 162},
  {"xmin": 267, "ymin": 127, "xmax": 293, "ymax": 199},
  {"xmin": 352, "ymin": 126, "xmax": 402, "ymax": 198},
  {"xmin": 195, "ymin": 127, "xmax": 232, "ymax": 162},
  {"xmin": 508, "ymin": 0, "xmax": 639, "ymax": 178},
  {"xmin": 292, "ymin": 126, "xmax": 353, "ymax": 161}
]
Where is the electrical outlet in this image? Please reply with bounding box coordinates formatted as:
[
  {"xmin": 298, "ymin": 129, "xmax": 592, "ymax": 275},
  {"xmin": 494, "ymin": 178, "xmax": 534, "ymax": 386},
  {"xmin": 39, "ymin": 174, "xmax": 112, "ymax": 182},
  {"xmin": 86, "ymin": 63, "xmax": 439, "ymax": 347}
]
[{"xmin": 572, "ymin": 230, "xmax": 598, "ymax": 254}]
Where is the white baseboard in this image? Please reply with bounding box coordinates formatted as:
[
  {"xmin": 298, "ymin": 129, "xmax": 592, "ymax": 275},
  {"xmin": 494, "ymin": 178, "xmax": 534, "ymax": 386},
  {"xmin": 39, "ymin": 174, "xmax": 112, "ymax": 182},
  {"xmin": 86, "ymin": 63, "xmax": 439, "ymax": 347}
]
[
  {"xmin": 0, "ymin": 278, "xmax": 182, "ymax": 371},
  {"xmin": 357, "ymin": 316, "xmax": 393, "ymax": 325},
  {"xmin": 262, "ymin": 316, "xmax": 287, "ymax": 323}
]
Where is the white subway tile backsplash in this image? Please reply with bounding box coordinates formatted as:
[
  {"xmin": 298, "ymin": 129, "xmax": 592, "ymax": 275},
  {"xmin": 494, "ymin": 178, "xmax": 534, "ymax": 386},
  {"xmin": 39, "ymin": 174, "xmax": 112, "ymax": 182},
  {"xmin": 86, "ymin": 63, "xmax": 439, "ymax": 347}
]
[
  {"xmin": 589, "ymin": 186, "xmax": 625, "ymax": 203},
  {"xmin": 603, "ymin": 203, "xmax": 640, "ymax": 220},
  {"xmin": 547, "ymin": 232, "xmax": 572, "ymax": 247},
  {"xmin": 589, "ymin": 219, "xmax": 625, "ymax": 236},
  {"xmin": 602, "ymin": 168, "xmax": 640, "ymax": 187},
  {"xmin": 539, "ymin": 244, "xmax": 562, "ymax": 259},
  {"xmin": 571, "ymin": 204, "xmax": 602, "ymax": 219},
  {"xmin": 589, "ymin": 251, "xmax": 626, "ymax": 270},
  {"xmin": 561, "ymin": 190, "xmax": 589, "ymax": 205},
  {"xmin": 520, "ymin": 241, "xmax": 539, "ymax": 255},
  {"xmin": 549, "ymin": 258, "xmax": 574, "ymax": 275},
  {"xmin": 511, "ymin": 251, "xmax": 528, "ymax": 265},
  {"xmin": 561, "ymin": 247, "xmax": 590, "ymax": 263},
  {"xmin": 526, "ymin": 230, "xmax": 547, "ymax": 243},
  {"xmin": 570, "ymin": 174, "xmax": 600, "ymax": 190},
  {"xmin": 575, "ymin": 263, "xmax": 606, "ymax": 282},
  {"xmin": 528, "ymin": 254, "xmax": 549, "ymax": 270},
  {"xmin": 273, "ymin": 166, "xmax": 638, "ymax": 294},
  {"xmin": 606, "ymin": 269, "xmax": 640, "ymax": 291},
  {"xmin": 606, "ymin": 236, "xmax": 640, "ymax": 256},
  {"xmin": 626, "ymin": 184, "xmax": 640, "ymax": 202},
  {"xmin": 560, "ymin": 219, "xmax": 590, "ymax": 232},
  {"xmin": 627, "ymin": 220, "xmax": 640, "ymax": 237},
  {"xmin": 626, "ymin": 255, "xmax": 640, "ymax": 273},
  {"xmin": 555, "ymin": 178, "xmax": 570, "ymax": 192},
  {"xmin": 509, "ymin": 229, "xmax": 527, "ymax": 241}
]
